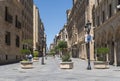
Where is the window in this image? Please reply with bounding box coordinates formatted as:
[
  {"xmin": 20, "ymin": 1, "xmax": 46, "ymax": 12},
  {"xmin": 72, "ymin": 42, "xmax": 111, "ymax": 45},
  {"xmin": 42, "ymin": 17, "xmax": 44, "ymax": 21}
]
[
  {"xmin": 97, "ymin": 16, "xmax": 100, "ymax": 26},
  {"xmin": 109, "ymin": 4, "xmax": 112, "ymax": 18},
  {"xmin": 5, "ymin": 6, "xmax": 8, "ymax": 21},
  {"xmin": 16, "ymin": 35, "xmax": 20, "ymax": 47},
  {"xmin": 66, "ymin": 35, "xmax": 67, "ymax": 39},
  {"xmin": 118, "ymin": 0, "xmax": 120, "ymax": 4},
  {"xmin": 5, "ymin": 32, "xmax": 11, "ymax": 45},
  {"xmin": 15, "ymin": 15, "xmax": 21, "ymax": 29},
  {"xmin": 5, "ymin": 6, "xmax": 13, "ymax": 23},
  {"xmin": 102, "ymin": 11, "xmax": 105, "ymax": 23},
  {"xmin": 23, "ymin": 44, "xmax": 27, "ymax": 49},
  {"xmin": 15, "ymin": 15, "xmax": 18, "ymax": 27},
  {"xmin": 6, "ymin": 55, "xmax": 8, "ymax": 60}
]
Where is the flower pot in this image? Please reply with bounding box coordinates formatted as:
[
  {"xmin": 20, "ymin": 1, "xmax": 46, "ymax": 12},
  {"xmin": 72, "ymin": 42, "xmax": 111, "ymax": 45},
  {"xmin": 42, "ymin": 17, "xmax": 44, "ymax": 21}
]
[
  {"xmin": 94, "ymin": 61, "xmax": 109, "ymax": 69},
  {"xmin": 33, "ymin": 57, "xmax": 39, "ymax": 62},
  {"xmin": 60, "ymin": 62, "xmax": 73, "ymax": 69},
  {"xmin": 20, "ymin": 61, "xmax": 33, "ymax": 69}
]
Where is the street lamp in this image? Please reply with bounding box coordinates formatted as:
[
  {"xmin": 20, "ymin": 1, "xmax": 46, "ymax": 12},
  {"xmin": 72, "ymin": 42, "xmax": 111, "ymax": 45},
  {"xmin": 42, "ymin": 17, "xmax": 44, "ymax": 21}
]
[
  {"xmin": 41, "ymin": 37, "xmax": 44, "ymax": 65},
  {"xmin": 85, "ymin": 20, "xmax": 91, "ymax": 70}
]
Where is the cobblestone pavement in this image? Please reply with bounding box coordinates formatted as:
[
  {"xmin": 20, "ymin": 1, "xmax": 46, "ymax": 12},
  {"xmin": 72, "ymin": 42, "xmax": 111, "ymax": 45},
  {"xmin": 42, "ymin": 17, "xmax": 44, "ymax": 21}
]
[{"xmin": 0, "ymin": 56, "xmax": 120, "ymax": 81}]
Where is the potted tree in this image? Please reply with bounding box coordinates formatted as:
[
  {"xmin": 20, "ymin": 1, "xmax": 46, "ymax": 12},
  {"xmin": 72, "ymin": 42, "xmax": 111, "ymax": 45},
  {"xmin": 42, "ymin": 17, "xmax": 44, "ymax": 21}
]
[
  {"xmin": 49, "ymin": 49, "xmax": 55, "ymax": 58},
  {"xmin": 20, "ymin": 49, "xmax": 33, "ymax": 69},
  {"xmin": 94, "ymin": 47, "xmax": 109, "ymax": 69},
  {"xmin": 57, "ymin": 41, "xmax": 73, "ymax": 69},
  {"xmin": 33, "ymin": 50, "xmax": 39, "ymax": 62}
]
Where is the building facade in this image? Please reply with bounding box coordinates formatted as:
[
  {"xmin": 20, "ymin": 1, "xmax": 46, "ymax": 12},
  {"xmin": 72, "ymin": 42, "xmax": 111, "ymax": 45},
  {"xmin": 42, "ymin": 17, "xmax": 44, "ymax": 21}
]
[
  {"xmin": 94, "ymin": 0, "xmax": 120, "ymax": 66},
  {"xmin": 0, "ymin": 0, "xmax": 35, "ymax": 64},
  {"xmin": 33, "ymin": 4, "xmax": 39, "ymax": 51},
  {"xmin": 33, "ymin": 4, "xmax": 46, "ymax": 57},
  {"xmin": 59, "ymin": 24, "xmax": 68, "ymax": 42},
  {"xmin": 33, "ymin": 4, "xmax": 44, "ymax": 53},
  {"xmin": 0, "ymin": 0, "xmax": 22, "ymax": 64},
  {"xmin": 66, "ymin": 0, "xmax": 95, "ymax": 60},
  {"xmin": 39, "ymin": 23, "xmax": 45, "ymax": 57},
  {"xmin": 20, "ymin": 0, "xmax": 33, "ymax": 51}
]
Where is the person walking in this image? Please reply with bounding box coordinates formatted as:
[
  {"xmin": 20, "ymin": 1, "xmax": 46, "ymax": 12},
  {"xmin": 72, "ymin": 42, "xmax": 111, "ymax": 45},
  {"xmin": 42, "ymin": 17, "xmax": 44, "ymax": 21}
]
[{"xmin": 28, "ymin": 54, "xmax": 33, "ymax": 62}]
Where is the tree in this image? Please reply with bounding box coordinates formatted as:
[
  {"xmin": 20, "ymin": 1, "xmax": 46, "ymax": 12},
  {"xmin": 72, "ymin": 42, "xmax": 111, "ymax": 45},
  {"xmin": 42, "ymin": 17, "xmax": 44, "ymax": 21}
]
[
  {"xmin": 57, "ymin": 40, "xmax": 68, "ymax": 55},
  {"xmin": 97, "ymin": 47, "xmax": 109, "ymax": 61},
  {"xmin": 49, "ymin": 49, "xmax": 55, "ymax": 56},
  {"xmin": 21, "ymin": 49, "xmax": 31, "ymax": 55},
  {"xmin": 20, "ymin": 49, "xmax": 31, "ymax": 60},
  {"xmin": 57, "ymin": 41, "xmax": 71, "ymax": 62},
  {"xmin": 33, "ymin": 50, "xmax": 39, "ymax": 57},
  {"xmin": 58, "ymin": 41, "xmax": 67, "ymax": 50}
]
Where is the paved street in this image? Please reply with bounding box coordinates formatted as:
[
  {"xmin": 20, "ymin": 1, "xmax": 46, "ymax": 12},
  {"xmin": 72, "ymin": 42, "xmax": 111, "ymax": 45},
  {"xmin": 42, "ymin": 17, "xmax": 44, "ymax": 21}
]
[{"xmin": 0, "ymin": 56, "xmax": 120, "ymax": 81}]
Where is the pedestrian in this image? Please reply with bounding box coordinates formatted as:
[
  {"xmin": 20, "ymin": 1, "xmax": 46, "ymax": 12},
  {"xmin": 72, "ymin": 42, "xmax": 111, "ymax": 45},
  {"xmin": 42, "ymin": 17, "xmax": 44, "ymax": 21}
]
[{"xmin": 28, "ymin": 54, "xmax": 33, "ymax": 62}]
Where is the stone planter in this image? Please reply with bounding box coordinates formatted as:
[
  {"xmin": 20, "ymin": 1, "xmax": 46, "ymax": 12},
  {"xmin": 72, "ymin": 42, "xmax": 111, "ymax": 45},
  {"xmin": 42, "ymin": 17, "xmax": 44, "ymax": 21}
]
[
  {"xmin": 33, "ymin": 57, "xmax": 39, "ymax": 62},
  {"xmin": 20, "ymin": 61, "xmax": 33, "ymax": 69},
  {"xmin": 94, "ymin": 61, "xmax": 109, "ymax": 69},
  {"xmin": 60, "ymin": 62, "xmax": 73, "ymax": 69}
]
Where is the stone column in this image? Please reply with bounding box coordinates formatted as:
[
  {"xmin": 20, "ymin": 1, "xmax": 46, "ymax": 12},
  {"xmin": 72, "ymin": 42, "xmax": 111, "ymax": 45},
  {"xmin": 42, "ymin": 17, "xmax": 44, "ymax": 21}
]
[
  {"xmin": 106, "ymin": 44, "xmax": 109, "ymax": 62},
  {"xmin": 90, "ymin": 41, "xmax": 94, "ymax": 60},
  {"xmin": 84, "ymin": 44, "xmax": 87, "ymax": 60},
  {"xmin": 114, "ymin": 42, "xmax": 117, "ymax": 66},
  {"xmin": 81, "ymin": 45, "xmax": 84, "ymax": 59}
]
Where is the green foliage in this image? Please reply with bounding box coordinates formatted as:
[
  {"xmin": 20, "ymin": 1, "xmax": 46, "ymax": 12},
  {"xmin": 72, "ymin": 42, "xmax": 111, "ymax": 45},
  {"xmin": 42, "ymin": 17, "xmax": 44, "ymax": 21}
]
[
  {"xmin": 54, "ymin": 46, "xmax": 59, "ymax": 51},
  {"xmin": 62, "ymin": 53, "xmax": 71, "ymax": 62},
  {"xmin": 97, "ymin": 57, "xmax": 105, "ymax": 61},
  {"xmin": 21, "ymin": 49, "xmax": 31, "ymax": 55},
  {"xmin": 33, "ymin": 50, "xmax": 39, "ymax": 57},
  {"xmin": 22, "ymin": 39, "xmax": 33, "ymax": 44},
  {"xmin": 96, "ymin": 47, "xmax": 109, "ymax": 61},
  {"xmin": 49, "ymin": 49, "xmax": 55, "ymax": 55},
  {"xmin": 57, "ymin": 41, "xmax": 67, "ymax": 51},
  {"xmin": 97, "ymin": 47, "xmax": 109, "ymax": 55}
]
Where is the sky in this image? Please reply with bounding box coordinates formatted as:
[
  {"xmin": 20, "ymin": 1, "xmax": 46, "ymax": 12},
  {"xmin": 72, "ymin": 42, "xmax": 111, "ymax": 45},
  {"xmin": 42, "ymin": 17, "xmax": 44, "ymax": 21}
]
[{"xmin": 34, "ymin": 0, "xmax": 72, "ymax": 48}]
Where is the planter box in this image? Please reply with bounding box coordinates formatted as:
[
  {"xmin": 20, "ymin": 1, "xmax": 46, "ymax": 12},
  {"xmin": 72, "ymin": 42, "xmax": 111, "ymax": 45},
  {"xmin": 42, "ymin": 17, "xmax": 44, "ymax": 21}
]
[
  {"xmin": 20, "ymin": 61, "xmax": 33, "ymax": 69},
  {"xmin": 33, "ymin": 57, "xmax": 39, "ymax": 62},
  {"xmin": 94, "ymin": 61, "xmax": 109, "ymax": 69},
  {"xmin": 60, "ymin": 62, "xmax": 73, "ymax": 69}
]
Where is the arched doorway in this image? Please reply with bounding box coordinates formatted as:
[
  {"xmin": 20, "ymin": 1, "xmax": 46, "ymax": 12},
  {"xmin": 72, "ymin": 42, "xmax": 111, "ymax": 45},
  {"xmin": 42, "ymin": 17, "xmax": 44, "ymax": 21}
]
[{"xmin": 109, "ymin": 41, "xmax": 114, "ymax": 65}]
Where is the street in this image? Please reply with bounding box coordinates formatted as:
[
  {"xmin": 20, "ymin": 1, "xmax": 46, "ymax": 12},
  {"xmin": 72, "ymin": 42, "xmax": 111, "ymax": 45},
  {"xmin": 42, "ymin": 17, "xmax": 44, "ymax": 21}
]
[{"xmin": 0, "ymin": 56, "xmax": 120, "ymax": 81}]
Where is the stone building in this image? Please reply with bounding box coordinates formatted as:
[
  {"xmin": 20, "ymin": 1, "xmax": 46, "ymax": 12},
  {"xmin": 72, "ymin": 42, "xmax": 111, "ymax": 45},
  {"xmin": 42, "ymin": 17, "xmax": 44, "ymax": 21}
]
[
  {"xmin": 33, "ymin": 4, "xmax": 39, "ymax": 51},
  {"xmin": 33, "ymin": 4, "xmax": 45, "ymax": 55},
  {"xmin": 53, "ymin": 24, "xmax": 68, "ymax": 48},
  {"xmin": 20, "ymin": 0, "xmax": 33, "ymax": 51},
  {"xmin": 39, "ymin": 23, "xmax": 45, "ymax": 57},
  {"xmin": 0, "ymin": 0, "xmax": 34, "ymax": 64},
  {"xmin": 66, "ymin": 7, "xmax": 79, "ymax": 58},
  {"xmin": 59, "ymin": 24, "xmax": 68, "ymax": 42},
  {"xmin": 94, "ymin": 0, "xmax": 120, "ymax": 66},
  {"xmin": 0, "ymin": 0, "xmax": 23, "ymax": 64},
  {"xmin": 66, "ymin": 0, "xmax": 95, "ymax": 60}
]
